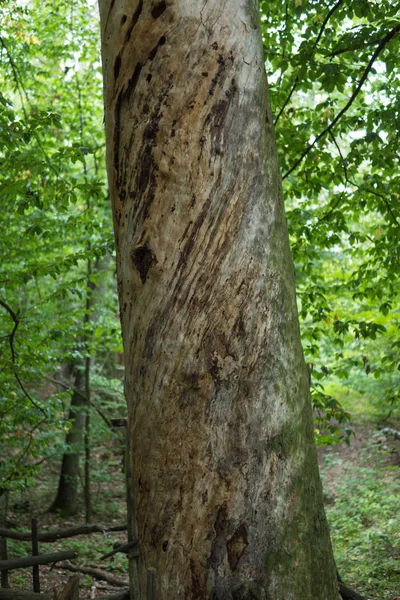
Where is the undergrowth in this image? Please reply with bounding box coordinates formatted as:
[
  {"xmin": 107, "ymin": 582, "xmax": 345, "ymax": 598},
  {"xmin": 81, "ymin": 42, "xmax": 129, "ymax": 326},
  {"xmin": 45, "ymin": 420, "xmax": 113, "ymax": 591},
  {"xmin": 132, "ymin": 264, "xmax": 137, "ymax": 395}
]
[{"xmin": 321, "ymin": 435, "xmax": 400, "ymax": 600}]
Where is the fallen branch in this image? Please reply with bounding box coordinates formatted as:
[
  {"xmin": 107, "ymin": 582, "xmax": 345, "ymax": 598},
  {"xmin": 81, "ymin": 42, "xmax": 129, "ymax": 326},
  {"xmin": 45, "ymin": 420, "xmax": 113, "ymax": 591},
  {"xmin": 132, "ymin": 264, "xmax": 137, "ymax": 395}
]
[
  {"xmin": 57, "ymin": 562, "xmax": 128, "ymax": 588},
  {"xmin": 0, "ymin": 590, "xmax": 53, "ymax": 600},
  {"xmin": 100, "ymin": 540, "xmax": 138, "ymax": 560},
  {"xmin": 0, "ymin": 551, "xmax": 77, "ymax": 571},
  {"xmin": 0, "ymin": 524, "xmax": 127, "ymax": 543}
]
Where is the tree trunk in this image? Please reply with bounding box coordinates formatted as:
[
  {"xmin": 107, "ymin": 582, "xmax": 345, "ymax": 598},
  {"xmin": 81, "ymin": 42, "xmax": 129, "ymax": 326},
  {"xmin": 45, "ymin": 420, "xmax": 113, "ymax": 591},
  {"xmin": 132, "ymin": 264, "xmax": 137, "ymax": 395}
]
[
  {"xmin": 98, "ymin": 1, "xmax": 339, "ymax": 599},
  {"xmin": 49, "ymin": 366, "xmax": 86, "ymax": 517}
]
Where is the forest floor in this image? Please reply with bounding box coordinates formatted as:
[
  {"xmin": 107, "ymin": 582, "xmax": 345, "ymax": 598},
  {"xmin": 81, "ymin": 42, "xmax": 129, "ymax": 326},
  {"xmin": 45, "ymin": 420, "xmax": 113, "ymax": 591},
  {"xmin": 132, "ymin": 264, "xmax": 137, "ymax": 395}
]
[
  {"xmin": 1, "ymin": 414, "xmax": 399, "ymax": 600},
  {"xmin": 319, "ymin": 418, "xmax": 400, "ymax": 600}
]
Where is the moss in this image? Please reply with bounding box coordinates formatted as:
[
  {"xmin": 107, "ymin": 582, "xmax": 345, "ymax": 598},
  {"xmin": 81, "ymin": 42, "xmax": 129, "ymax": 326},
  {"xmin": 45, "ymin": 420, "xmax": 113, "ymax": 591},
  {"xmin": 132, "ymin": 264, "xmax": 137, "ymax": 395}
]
[
  {"xmin": 263, "ymin": 443, "xmax": 338, "ymax": 599},
  {"xmin": 231, "ymin": 580, "xmax": 265, "ymax": 599},
  {"xmin": 244, "ymin": 0, "xmax": 261, "ymax": 31}
]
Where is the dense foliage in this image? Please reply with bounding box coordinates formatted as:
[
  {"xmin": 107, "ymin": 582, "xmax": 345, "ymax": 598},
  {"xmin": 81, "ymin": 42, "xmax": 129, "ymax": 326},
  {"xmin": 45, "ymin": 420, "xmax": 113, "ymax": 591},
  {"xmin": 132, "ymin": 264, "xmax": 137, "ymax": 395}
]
[
  {"xmin": 261, "ymin": 0, "xmax": 400, "ymax": 443},
  {"xmin": 0, "ymin": 0, "xmax": 123, "ymax": 496},
  {"xmin": 0, "ymin": 1, "xmax": 399, "ymax": 598},
  {"xmin": 0, "ymin": 0, "xmax": 399, "ymax": 505}
]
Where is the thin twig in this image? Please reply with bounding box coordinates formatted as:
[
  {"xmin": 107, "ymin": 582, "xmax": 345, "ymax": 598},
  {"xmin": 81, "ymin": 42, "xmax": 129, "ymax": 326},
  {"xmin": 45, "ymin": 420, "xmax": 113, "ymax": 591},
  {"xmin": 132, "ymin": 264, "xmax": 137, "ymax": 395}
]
[
  {"xmin": 0, "ymin": 299, "xmax": 46, "ymax": 416},
  {"xmin": 274, "ymin": 0, "xmax": 344, "ymax": 126},
  {"xmin": 1, "ymin": 418, "xmax": 47, "ymax": 487},
  {"xmin": 330, "ymin": 35, "xmax": 385, "ymax": 57},
  {"xmin": 283, "ymin": 23, "xmax": 400, "ymax": 180},
  {"xmin": 329, "ymin": 132, "xmax": 400, "ymax": 230}
]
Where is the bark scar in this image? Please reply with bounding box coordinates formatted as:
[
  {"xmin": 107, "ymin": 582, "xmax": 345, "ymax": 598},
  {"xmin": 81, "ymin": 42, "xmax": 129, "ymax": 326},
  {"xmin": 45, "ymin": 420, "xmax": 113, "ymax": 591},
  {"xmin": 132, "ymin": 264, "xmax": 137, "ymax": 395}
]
[
  {"xmin": 131, "ymin": 243, "xmax": 157, "ymax": 283},
  {"xmin": 151, "ymin": 1, "xmax": 167, "ymax": 19},
  {"xmin": 227, "ymin": 523, "xmax": 248, "ymax": 571}
]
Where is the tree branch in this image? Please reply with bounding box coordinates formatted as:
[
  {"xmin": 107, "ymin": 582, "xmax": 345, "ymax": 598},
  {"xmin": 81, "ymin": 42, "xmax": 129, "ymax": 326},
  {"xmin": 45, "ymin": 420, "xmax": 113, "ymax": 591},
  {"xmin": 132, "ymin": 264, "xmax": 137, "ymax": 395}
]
[
  {"xmin": 313, "ymin": 0, "xmax": 344, "ymax": 50},
  {"xmin": 283, "ymin": 23, "xmax": 400, "ymax": 180},
  {"xmin": 57, "ymin": 562, "xmax": 128, "ymax": 588},
  {"xmin": 274, "ymin": 0, "xmax": 344, "ymax": 126},
  {"xmin": 274, "ymin": 78, "xmax": 298, "ymax": 126},
  {"xmin": 0, "ymin": 298, "xmax": 18, "ymax": 363},
  {"xmin": 0, "ymin": 299, "xmax": 46, "ymax": 416},
  {"xmin": 330, "ymin": 34, "xmax": 386, "ymax": 57},
  {"xmin": 0, "ymin": 524, "xmax": 127, "ymax": 543},
  {"xmin": 329, "ymin": 132, "xmax": 400, "ymax": 230}
]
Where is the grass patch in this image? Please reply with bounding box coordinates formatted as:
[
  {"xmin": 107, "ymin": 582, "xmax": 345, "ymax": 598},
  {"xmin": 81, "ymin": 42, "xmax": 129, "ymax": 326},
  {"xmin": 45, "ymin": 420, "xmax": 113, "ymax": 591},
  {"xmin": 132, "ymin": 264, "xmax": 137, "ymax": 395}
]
[
  {"xmin": 321, "ymin": 440, "xmax": 400, "ymax": 600},
  {"xmin": 324, "ymin": 381, "xmax": 386, "ymax": 422}
]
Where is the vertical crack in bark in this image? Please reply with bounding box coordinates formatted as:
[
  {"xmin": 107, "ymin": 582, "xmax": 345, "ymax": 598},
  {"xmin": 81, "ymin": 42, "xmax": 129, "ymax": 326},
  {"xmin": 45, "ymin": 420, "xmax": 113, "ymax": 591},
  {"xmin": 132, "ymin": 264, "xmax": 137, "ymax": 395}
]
[
  {"xmin": 113, "ymin": 94, "xmax": 121, "ymax": 181},
  {"xmin": 113, "ymin": 63, "xmax": 143, "ymax": 193},
  {"xmin": 114, "ymin": 53, "xmax": 121, "ymax": 81},
  {"xmin": 125, "ymin": 0, "xmax": 144, "ymax": 43},
  {"xmin": 227, "ymin": 523, "xmax": 248, "ymax": 571},
  {"xmin": 151, "ymin": 1, "xmax": 167, "ymax": 19},
  {"xmin": 125, "ymin": 62, "xmax": 144, "ymax": 99},
  {"xmin": 148, "ymin": 36, "xmax": 167, "ymax": 61}
]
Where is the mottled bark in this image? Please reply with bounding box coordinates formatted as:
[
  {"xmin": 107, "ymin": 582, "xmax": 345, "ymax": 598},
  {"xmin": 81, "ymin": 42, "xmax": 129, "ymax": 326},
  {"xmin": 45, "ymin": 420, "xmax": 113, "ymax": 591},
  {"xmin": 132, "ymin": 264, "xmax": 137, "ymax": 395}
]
[{"xmin": 99, "ymin": 1, "xmax": 338, "ymax": 599}]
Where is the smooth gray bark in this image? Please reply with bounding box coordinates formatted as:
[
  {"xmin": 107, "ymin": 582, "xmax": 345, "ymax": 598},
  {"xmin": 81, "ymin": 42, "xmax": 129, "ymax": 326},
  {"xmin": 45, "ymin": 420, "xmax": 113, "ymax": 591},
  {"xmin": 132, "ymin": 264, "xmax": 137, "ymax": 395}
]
[{"xmin": 99, "ymin": 1, "xmax": 339, "ymax": 598}]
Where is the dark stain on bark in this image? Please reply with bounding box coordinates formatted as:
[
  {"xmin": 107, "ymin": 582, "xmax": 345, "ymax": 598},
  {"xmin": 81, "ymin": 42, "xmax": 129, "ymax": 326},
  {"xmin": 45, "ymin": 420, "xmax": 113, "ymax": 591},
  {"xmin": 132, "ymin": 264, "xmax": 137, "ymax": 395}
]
[
  {"xmin": 130, "ymin": 243, "xmax": 157, "ymax": 283},
  {"xmin": 144, "ymin": 113, "xmax": 162, "ymax": 141},
  {"xmin": 208, "ymin": 55, "xmax": 226, "ymax": 98},
  {"xmin": 207, "ymin": 502, "xmax": 231, "ymax": 575},
  {"xmin": 124, "ymin": 62, "xmax": 143, "ymax": 101},
  {"xmin": 209, "ymin": 100, "xmax": 229, "ymax": 129},
  {"xmin": 190, "ymin": 558, "xmax": 206, "ymax": 600},
  {"xmin": 104, "ymin": 0, "xmax": 116, "ymax": 31},
  {"xmin": 226, "ymin": 78, "xmax": 238, "ymax": 99},
  {"xmin": 121, "ymin": 14, "xmax": 127, "ymax": 24},
  {"xmin": 151, "ymin": 1, "xmax": 167, "ymax": 19},
  {"xmin": 149, "ymin": 35, "xmax": 166, "ymax": 61},
  {"xmin": 113, "ymin": 62, "xmax": 143, "ymax": 192},
  {"xmin": 233, "ymin": 312, "xmax": 246, "ymax": 340},
  {"xmin": 134, "ymin": 112, "xmax": 162, "ymax": 220},
  {"xmin": 137, "ymin": 147, "xmax": 156, "ymax": 220},
  {"xmin": 113, "ymin": 95, "xmax": 121, "ymax": 183},
  {"xmin": 227, "ymin": 523, "xmax": 248, "ymax": 571},
  {"xmin": 231, "ymin": 583, "xmax": 264, "ymax": 600},
  {"xmin": 125, "ymin": 0, "xmax": 143, "ymax": 43},
  {"xmin": 113, "ymin": 53, "xmax": 121, "ymax": 81}
]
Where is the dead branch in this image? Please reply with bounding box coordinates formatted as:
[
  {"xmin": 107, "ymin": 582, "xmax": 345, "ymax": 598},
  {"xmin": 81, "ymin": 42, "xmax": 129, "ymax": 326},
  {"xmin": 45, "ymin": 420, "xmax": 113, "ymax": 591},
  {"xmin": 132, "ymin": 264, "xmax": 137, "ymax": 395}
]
[
  {"xmin": 0, "ymin": 551, "xmax": 77, "ymax": 571},
  {"xmin": 0, "ymin": 524, "xmax": 127, "ymax": 543},
  {"xmin": 57, "ymin": 562, "xmax": 127, "ymax": 588}
]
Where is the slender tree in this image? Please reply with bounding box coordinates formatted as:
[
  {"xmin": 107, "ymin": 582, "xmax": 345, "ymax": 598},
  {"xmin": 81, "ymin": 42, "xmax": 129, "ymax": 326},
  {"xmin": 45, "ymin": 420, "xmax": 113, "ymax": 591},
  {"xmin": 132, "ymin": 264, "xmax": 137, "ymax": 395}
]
[
  {"xmin": 49, "ymin": 364, "xmax": 86, "ymax": 517},
  {"xmin": 99, "ymin": 1, "xmax": 339, "ymax": 598}
]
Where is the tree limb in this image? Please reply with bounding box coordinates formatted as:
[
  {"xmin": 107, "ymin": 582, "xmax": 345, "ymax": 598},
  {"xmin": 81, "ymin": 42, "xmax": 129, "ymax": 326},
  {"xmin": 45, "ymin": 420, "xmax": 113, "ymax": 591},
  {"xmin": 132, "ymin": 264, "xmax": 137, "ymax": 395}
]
[
  {"xmin": 283, "ymin": 23, "xmax": 400, "ymax": 180},
  {"xmin": 274, "ymin": 0, "xmax": 344, "ymax": 126},
  {"xmin": 57, "ymin": 562, "xmax": 127, "ymax": 588},
  {"xmin": 0, "ymin": 524, "xmax": 127, "ymax": 543},
  {"xmin": 0, "ymin": 551, "xmax": 77, "ymax": 571},
  {"xmin": 329, "ymin": 131, "xmax": 400, "ymax": 230},
  {"xmin": 0, "ymin": 299, "xmax": 46, "ymax": 417},
  {"xmin": 0, "ymin": 589, "xmax": 129, "ymax": 600}
]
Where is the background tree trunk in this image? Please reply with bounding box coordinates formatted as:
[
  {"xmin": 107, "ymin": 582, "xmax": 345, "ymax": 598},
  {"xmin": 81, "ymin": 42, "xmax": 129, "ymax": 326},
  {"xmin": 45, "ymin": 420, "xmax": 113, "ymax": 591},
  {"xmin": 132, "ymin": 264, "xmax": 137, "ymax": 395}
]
[
  {"xmin": 49, "ymin": 365, "xmax": 86, "ymax": 517},
  {"xmin": 99, "ymin": 1, "xmax": 339, "ymax": 598}
]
